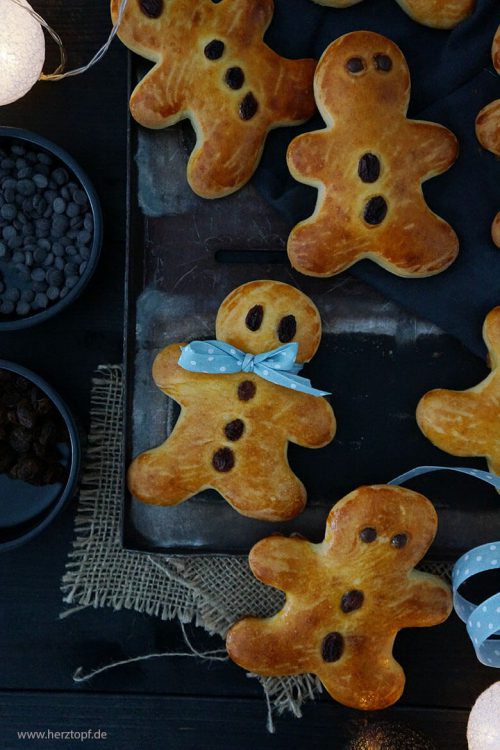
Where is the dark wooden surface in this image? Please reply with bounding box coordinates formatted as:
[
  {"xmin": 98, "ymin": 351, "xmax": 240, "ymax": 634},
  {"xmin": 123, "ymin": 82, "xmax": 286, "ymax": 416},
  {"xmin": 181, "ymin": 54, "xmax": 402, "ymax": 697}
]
[{"xmin": 0, "ymin": 2, "xmax": 495, "ymax": 749}]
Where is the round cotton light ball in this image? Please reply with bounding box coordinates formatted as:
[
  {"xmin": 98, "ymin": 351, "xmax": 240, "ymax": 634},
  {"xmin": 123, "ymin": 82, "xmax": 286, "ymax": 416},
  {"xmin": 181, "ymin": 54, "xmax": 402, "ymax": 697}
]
[
  {"xmin": 467, "ymin": 682, "xmax": 500, "ymax": 750},
  {"xmin": 0, "ymin": 0, "xmax": 45, "ymax": 106}
]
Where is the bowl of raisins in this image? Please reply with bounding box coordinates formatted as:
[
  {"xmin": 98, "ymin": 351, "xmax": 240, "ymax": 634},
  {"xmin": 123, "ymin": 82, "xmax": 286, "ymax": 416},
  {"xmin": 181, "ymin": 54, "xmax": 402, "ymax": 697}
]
[
  {"xmin": 0, "ymin": 360, "xmax": 81, "ymax": 551},
  {"xmin": 0, "ymin": 127, "xmax": 102, "ymax": 330}
]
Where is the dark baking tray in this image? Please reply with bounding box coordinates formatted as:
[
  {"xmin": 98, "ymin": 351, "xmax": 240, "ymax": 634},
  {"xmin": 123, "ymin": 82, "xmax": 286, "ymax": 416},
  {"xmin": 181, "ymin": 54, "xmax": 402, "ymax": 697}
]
[{"xmin": 122, "ymin": 63, "xmax": 498, "ymax": 557}]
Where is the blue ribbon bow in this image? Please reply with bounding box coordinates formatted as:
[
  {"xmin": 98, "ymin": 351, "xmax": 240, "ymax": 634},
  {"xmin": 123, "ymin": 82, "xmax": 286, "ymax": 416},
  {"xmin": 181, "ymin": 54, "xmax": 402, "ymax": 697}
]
[
  {"xmin": 390, "ymin": 464, "xmax": 500, "ymax": 668},
  {"xmin": 178, "ymin": 340, "xmax": 330, "ymax": 397}
]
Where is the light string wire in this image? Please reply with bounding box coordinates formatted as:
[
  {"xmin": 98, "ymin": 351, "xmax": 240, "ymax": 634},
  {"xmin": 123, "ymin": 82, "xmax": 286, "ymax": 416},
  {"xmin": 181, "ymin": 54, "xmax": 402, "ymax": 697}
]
[{"xmin": 8, "ymin": 0, "xmax": 129, "ymax": 81}]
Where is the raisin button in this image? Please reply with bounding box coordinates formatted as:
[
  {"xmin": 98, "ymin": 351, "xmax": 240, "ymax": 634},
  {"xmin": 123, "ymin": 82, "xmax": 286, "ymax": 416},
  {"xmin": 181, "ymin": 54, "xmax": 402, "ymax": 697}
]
[
  {"xmin": 139, "ymin": 0, "xmax": 164, "ymax": 18},
  {"xmin": 363, "ymin": 196, "xmax": 388, "ymax": 226},
  {"xmin": 204, "ymin": 40, "xmax": 225, "ymax": 60},
  {"xmin": 358, "ymin": 153, "xmax": 380, "ymax": 184},
  {"xmin": 245, "ymin": 305, "xmax": 263, "ymax": 331},
  {"xmin": 239, "ymin": 93, "xmax": 258, "ymax": 121},
  {"xmin": 278, "ymin": 315, "xmax": 296, "ymax": 343},
  {"xmin": 321, "ymin": 632, "xmax": 344, "ymax": 663},
  {"xmin": 346, "ymin": 57, "xmax": 365, "ymax": 74},
  {"xmin": 224, "ymin": 419, "xmax": 244, "ymax": 441},
  {"xmin": 237, "ymin": 380, "xmax": 256, "ymax": 401},
  {"xmin": 225, "ymin": 67, "xmax": 245, "ymax": 90},
  {"xmin": 341, "ymin": 590, "xmax": 364, "ymax": 613},
  {"xmin": 360, "ymin": 527, "xmax": 377, "ymax": 543},
  {"xmin": 212, "ymin": 447, "xmax": 235, "ymax": 472}
]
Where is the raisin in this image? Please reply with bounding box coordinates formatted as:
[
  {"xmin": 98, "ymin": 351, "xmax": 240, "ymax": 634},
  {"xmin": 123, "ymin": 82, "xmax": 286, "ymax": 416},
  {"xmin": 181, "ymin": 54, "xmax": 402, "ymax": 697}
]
[
  {"xmin": 346, "ymin": 57, "xmax": 365, "ymax": 74},
  {"xmin": 341, "ymin": 590, "xmax": 364, "ymax": 613},
  {"xmin": 360, "ymin": 527, "xmax": 377, "ymax": 543},
  {"xmin": 237, "ymin": 380, "xmax": 256, "ymax": 401},
  {"xmin": 212, "ymin": 447, "xmax": 235, "ymax": 472},
  {"xmin": 321, "ymin": 632, "xmax": 344, "ymax": 663},
  {"xmin": 0, "ymin": 441, "xmax": 16, "ymax": 472},
  {"xmin": 39, "ymin": 420, "xmax": 57, "ymax": 446},
  {"xmin": 16, "ymin": 399, "xmax": 36, "ymax": 429},
  {"xmin": 15, "ymin": 455, "xmax": 42, "ymax": 483},
  {"xmin": 225, "ymin": 67, "xmax": 244, "ymax": 90},
  {"xmin": 239, "ymin": 93, "xmax": 258, "ymax": 121},
  {"xmin": 374, "ymin": 53, "xmax": 392, "ymax": 72},
  {"xmin": 9, "ymin": 426, "xmax": 32, "ymax": 453},
  {"xmin": 363, "ymin": 196, "xmax": 387, "ymax": 225},
  {"xmin": 358, "ymin": 153, "xmax": 380, "ymax": 184},
  {"xmin": 35, "ymin": 397, "xmax": 52, "ymax": 416},
  {"xmin": 278, "ymin": 315, "xmax": 296, "ymax": 343},
  {"xmin": 391, "ymin": 533, "xmax": 408, "ymax": 549},
  {"xmin": 42, "ymin": 463, "xmax": 66, "ymax": 485},
  {"xmin": 245, "ymin": 304, "xmax": 263, "ymax": 331},
  {"xmin": 204, "ymin": 40, "xmax": 225, "ymax": 60},
  {"xmin": 224, "ymin": 419, "xmax": 245, "ymax": 441},
  {"xmin": 138, "ymin": 0, "xmax": 163, "ymax": 18}
]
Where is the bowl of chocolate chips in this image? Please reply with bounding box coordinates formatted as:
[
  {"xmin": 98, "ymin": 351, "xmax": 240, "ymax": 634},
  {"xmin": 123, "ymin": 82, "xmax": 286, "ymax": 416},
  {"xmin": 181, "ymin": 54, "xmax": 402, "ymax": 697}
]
[
  {"xmin": 0, "ymin": 360, "xmax": 81, "ymax": 551},
  {"xmin": 0, "ymin": 127, "xmax": 102, "ymax": 329}
]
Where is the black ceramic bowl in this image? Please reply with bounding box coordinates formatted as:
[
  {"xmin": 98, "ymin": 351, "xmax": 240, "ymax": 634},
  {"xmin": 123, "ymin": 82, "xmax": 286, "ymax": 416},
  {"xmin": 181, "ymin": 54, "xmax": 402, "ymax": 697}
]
[
  {"xmin": 0, "ymin": 127, "xmax": 102, "ymax": 330},
  {"xmin": 0, "ymin": 360, "xmax": 81, "ymax": 551}
]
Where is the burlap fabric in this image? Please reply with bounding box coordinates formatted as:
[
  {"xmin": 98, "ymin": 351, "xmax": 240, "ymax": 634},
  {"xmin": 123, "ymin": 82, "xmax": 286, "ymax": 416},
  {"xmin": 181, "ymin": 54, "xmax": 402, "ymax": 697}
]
[{"xmin": 61, "ymin": 365, "xmax": 452, "ymax": 720}]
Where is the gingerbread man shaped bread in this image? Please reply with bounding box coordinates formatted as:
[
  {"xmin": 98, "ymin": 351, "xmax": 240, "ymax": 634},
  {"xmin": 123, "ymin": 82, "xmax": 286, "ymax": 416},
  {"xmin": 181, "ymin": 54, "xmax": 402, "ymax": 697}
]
[
  {"xmin": 110, "ymin": 0, "xmax": 316, "ymax": 199},
  {"xmin": 417, "ymin": 307, "xmax": 500, "ymax": 478},
  {"xmin": 128, "ymin": 281, "xmax": 336, "ymax": 521},
  {"xmin": 227, "ymin": 484, "xmax": 452, "ymax": 710},
  {"xmin": 309, "ymin": 0, "xmax": 474, "ymax": 29},
  {"xmin": 475, "ymin": 26, "xmax": 500, "ymax": 247},
  {"xmin": 287, "ymin": 32, "xmax": 459, "ymax": 279}
]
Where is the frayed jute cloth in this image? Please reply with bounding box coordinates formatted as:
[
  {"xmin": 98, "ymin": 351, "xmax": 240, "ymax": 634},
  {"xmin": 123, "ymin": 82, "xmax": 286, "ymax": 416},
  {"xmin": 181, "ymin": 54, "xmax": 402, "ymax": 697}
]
[{"xmin": 61, "ymin": 365, "xmax": 452, "ymax": 729}]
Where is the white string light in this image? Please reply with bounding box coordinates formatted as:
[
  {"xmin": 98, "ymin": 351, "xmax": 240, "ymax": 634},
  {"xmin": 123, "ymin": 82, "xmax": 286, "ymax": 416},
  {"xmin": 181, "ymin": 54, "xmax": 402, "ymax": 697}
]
[{"xmin": 0, "ymin": 0, "xmax": 129, "ymax": 105}]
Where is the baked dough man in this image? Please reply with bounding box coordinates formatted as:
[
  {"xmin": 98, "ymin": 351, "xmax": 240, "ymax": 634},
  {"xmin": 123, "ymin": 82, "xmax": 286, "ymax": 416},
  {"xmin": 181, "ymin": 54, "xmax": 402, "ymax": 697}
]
[
  {"xmin": 110, "ymin": 0, "xmax": 315, "ymax": 199},
  {"xmin": 128, "ymin": 281, "xmax": 336, "ymax": 521},
  {"xmin": 475, "ymin": 26, "xmax": 500, "ymax": 247},
  {"xmin": 417, "ymin": 307, "xmax": 500, "ymax": 478},
  {"xmin": 287, "ymin": 32, "xmax": 459, "ymax": 279},
  {"xmin": 309, "ymin": 0, "xmax": 474, "ymax": 29},
  {"xmin": 227, "ymin": 484, "xmax": 452, "ymax": 710}
]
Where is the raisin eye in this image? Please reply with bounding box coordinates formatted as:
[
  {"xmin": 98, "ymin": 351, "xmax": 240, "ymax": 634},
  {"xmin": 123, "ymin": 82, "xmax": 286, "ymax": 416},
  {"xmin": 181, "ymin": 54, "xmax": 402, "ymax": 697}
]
[
  {"xmin": 360, "ymin": 527, "xmax": 377, "ymax": 543},
  {"xmin": 374, "ymin": 54, "xmax": 392, "ymax": 72},
  {"xmin": 346, "ymin": 57, "xmax": 366, "ymax": 74},
  {"xmin": 277, "ymin": 315, "xmax": 296, "ymax": 343},
  {"xmin": 204, "ymin": 40, "xmax": 225, "ymax": 60},
  {"xmin": 139, "ymin": 0, "xmax": 163, "ymax": 18},
  {"xmin": 245, "ymin": 305, "xmax": 263, "ymax": 331},
  {"xmin": 391, "ymin": 533, "xmax": 408, "ymax": 549}
]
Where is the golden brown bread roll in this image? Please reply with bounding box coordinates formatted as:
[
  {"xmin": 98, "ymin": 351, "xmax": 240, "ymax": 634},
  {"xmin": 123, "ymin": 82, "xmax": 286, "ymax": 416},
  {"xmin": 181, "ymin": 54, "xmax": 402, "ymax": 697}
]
[
  {"xmin": 128, "ymin": 281, "xmax": 336, "ymax": 521},
  {"xmin": 417, "ymin": 306, "xmax": 500, "ymax": 478},
  {"xmin": 227, "ymin": 484, "xmax": 452, "ymax": 710},
  {"xmin": 110, "ymin": 0, "xmax": 316, "ymax": 199},
  {"xmin": 309, "ymin": 0, "xmax": 475, "ymax": 29},
  {"xmin": 287, "ymin": 32, "xmax": 459, "ymax": 279}
]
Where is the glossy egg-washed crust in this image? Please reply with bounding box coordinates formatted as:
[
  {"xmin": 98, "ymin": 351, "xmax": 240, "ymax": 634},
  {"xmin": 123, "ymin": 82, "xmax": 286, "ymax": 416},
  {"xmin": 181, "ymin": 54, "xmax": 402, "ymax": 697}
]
[
  {"xmin": 227, "ymin": 485, "xmax": 452, "ymax": 710},
  {"xmin": 110, "ymin": 0, "xmax": 316, "ymax": 199},
  {"xmin": 417, "ymin": 306, "xmax": 500, "ymax": 478},
  {"xmin": 128, "ymin": 281, "xmax": 336, "ymax": 521},
  {"xmin": 287, "ymin": 32, "xmax": 459, "ymax": 279},
  {"xmin": 310, "ymin": 0, "xmax": 474, "ymax": 29},
  {"xmin": 476, "ymin": 26, "xmax": 500, "ymax": 247}
]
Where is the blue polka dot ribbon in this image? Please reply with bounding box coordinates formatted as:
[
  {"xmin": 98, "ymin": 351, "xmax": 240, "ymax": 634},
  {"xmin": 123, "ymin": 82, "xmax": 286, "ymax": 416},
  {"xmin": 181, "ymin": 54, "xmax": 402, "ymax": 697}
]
[
  {"xmin": 178, "ymin": 340, "xmax": 330, "ymax": 397},
  {"xmin": 389, "ymin": 464, "xmax": 500, "ymax": 667}
]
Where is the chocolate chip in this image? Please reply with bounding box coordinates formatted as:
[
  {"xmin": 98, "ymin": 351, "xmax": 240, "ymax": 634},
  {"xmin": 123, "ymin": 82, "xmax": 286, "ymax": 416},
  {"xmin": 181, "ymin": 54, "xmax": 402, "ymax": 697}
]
[
  {"xmin": 321, "ymin": 632, "xmax": 344, "ymax": 663},
  {"xmin": 278, "ymin": 315, "xmax": 296, "ymax": 343},
  {"xmin": 363, "ymin": 196, "xmax": 388, "ymax": 225},
  {"xmin": 138, "ymin": 0, "xmax": 163, "ymax": 17},
  {"xmin": 360, "ymin": 527, "xmax": 377, "ymax": 543},
  {"xmin": 245, "ymin": 304, "xmax": 263, "ymax": 331},
  {"xmin": 391, "ymin": 533, "xmax": 408, "ymax": 549},
  {"xmin": 341, "ymin": 590, "xmax": 364, "ymax": 613},
  {"xmin": 239, "ymin": 93, "xmax": 258, "ymax": 121},
  {"xmin": 346, "ymin": 57, "xmax": 365, "ymax": 74},
  {"xmin": 358, "ymin": 153, "xmax": 380, "ymax": 184},
  {"xmin": 374, "ymin": 53, "xmax": 392, "ymax": 72},
  {"xmin": 212, "ymin": 447, "xmax": 235, "ymax": 472},
  {"xmin": 224, "ymin": 419, "xmax": 245, "ymax": 441},
  {"xmin": 204, "ymin": 39, "xmax": 225, "ymax": 60},
  {"xmin": 225, "ymin": 67, "xmax": 244, "ymax": 90},
  {"xmin": 237, "ymin": 380, "xmax": 256, "ymax": 401}
]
